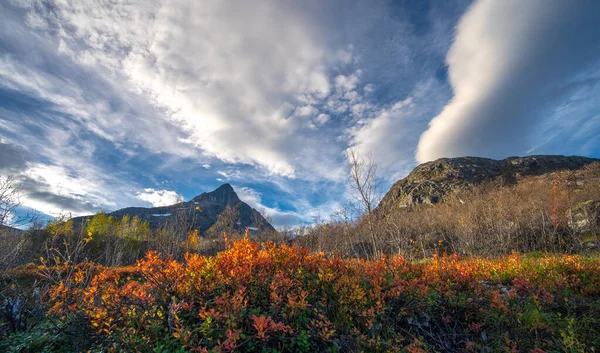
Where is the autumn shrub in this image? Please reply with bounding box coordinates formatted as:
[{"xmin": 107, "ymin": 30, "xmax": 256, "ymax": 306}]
[{"xmin": 10, "ymin": 236, "xmax": 597, "ymax": 353}]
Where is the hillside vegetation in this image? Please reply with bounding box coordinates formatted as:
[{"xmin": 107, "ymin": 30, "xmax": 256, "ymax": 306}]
[
  {"xmin": 2, "ymin": 235, "xmax": 600, "ymax": 352},
  {"xmin": 3, "ymin": 157, "xmax": 598, "ymax": 269},
  {"xmin": 298, "ymin": 161, "xmax": 600, "ymax": 259}
]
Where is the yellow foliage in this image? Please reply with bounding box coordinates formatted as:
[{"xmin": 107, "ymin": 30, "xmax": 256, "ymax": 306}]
[{"xmin": 185, "ymin": 230, "xmax": 200, "ymax": 251}]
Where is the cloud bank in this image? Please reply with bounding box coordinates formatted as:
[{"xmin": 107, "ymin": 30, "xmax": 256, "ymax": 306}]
[
  {"xmin": 9, "ymin": 0, "xmax": 351, "ymax": 178},
  {"xmin": 417, "ymin": 0, "xmax": 600, "ymax": 162}
]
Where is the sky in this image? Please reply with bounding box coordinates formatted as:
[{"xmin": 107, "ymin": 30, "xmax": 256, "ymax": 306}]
[{"xmin": 1, "ymin": 0, "xmax": 600, "ymax": 228}]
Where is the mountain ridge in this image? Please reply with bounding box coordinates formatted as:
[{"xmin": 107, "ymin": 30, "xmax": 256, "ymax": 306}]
[
  {"xmin": 376, "ymin": 155, "xmax": 599, "ymax": 216},
  {"xmin": 72, "ymin": 183, "xmax": 274, "ymax": 233}
]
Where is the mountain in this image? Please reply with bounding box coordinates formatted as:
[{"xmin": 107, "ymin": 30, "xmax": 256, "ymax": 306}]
[
  {"xmin": 0, "ymin": 225, "xmax": 23, "ymax": 236},
  {"xmin": 376, "ymin": 155, "xmax": 599, "ymax": 215},
  {"xmin": 73, "ymin": 184, "xmax": 275, "ymax": 233}
]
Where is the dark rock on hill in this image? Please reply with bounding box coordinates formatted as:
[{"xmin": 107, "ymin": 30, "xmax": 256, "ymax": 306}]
[
  {"xmin": 72, "ymin": 184, "xmax": 274, "ymax": 233},
  {"xmin": 376, "ymin": 155, "xmax": 599, "ymax": 215}
]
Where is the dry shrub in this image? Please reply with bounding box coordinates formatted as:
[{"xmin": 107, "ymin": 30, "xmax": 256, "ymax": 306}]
[{"xmin": 297, "ymin": 163, "xmax": 600, "ymax": 259}]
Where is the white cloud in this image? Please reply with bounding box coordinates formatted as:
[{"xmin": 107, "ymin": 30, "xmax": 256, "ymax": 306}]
[
  {"xmin": 233, "ymin": 186, "xmax": 263, "ymax": 210},
  {"xmin": 5, "ymin": 0, "xmax": 463, "ymax": 181},
  {"xmin": 0, "ymin": 25, "xmax": 194, "ymax": 160},
  {"xmin": 16, "ymin": 163, "xmax": 118, "ymax": 217},
  {"xmin": 347, "ymin": 79, "xmax": 448, "ymax": 180},
  {"xmin": 13, "ymin": 0, "xmax": 350, "ymax": 178},
  {"xmin": 233, "ymin": 185, "xmax": 302, "ymax": 227},
  {"xmin": 232, "ymin": 185, "xmax": 340, "ymax": 228},
  {"xmin": 335, "ymin": 74, "xmax": 360, "ymax": 92},
  {"xmin": 315, "ymin": 113, "xmax": 331, "ymax": 126},
  {"xmin": 216, "ymin": 169, "xmax": 244, "ymax": 181},
  {"xmin": 136, "ymin": 188, "xmax": 183, "ymax": 207},
  {"xmin": 295, "ymin": 105, "xmax": 319, "ymax": 117},
  {"xmin": 417, "ymin": 0, "xmax": 600, "ymax": 163}
]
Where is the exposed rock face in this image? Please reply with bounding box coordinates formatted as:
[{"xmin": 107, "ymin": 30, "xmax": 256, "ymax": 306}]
[
  {"xmin": 569, "ymin": 200, "xmax": 600, "ymax": 233},
  {"xmin": 376, "ymin": 155, "xmax": 598, "ymax": 215},
  {"xmin": 73, "ymin": 184, "xmax": 274, "ymax": 233}
]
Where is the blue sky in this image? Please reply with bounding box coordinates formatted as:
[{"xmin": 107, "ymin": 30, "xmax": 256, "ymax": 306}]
[{"xmin": 1, "ymin": 0, "xmax": 599, "ymax": 228}]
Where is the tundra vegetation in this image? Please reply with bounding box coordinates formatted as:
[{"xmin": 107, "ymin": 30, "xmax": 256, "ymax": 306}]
[{"xmin": 0, "ymin": 162, "xmax": 599, "ymax": 352}]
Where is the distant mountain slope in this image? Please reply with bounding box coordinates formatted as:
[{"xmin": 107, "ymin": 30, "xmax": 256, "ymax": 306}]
[
  {"xmin": 376, "ymin": 155, "xmax": 599, "ymax": 215},
  {"xmin": 72, "ymin": 184, "xmax": 275, "ymax": 233},
  {"xmin": 0, "ymin": 225, "xmax": 23, "ymax": 236}
]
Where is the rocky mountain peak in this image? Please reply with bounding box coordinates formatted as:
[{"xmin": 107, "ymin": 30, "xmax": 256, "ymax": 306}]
[
  {"xmin": 72, "ymin": 184, "xmax": 273, "ymax": 233},
  {"xmin": 192, "ymin": 183, "xmax": 240, "ymax": 206}
]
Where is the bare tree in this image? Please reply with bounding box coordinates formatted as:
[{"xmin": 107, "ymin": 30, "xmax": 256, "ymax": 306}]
[
  {"xmin": 346, "ymin": 148, "xmax": 380, "ymax": 258},
  {"xmin": 0, "ymin": 175, "xmax": 38, "ymax": 269},
  {"xmin": 0, "ymin": 174, "xmax": 36, "ymax": 230}
]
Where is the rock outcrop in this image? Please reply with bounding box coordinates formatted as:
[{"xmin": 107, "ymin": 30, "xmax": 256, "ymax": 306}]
[{"xmin": 376, "ymin": 155, "xmax": 598, "ymax": 215}]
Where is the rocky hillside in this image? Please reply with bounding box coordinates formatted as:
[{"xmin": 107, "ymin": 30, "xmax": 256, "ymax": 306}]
[
  {"xmin": 73, "ymin": 184, "xmax": 274, "ymax": 233},
  {"xmin": 376, "ymin": 155, "xmax": 599, "ymax": 215}
]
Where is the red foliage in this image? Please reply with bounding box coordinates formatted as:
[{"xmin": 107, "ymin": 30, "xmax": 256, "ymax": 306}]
[{"xmin": 41, "ymin": 237, "xmax": 600, "ymax": 352}]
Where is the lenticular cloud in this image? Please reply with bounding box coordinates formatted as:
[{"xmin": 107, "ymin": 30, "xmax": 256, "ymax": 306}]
[{"xmin": 417, "ymin": 0, "xmax": 600, "ymax": 163}]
